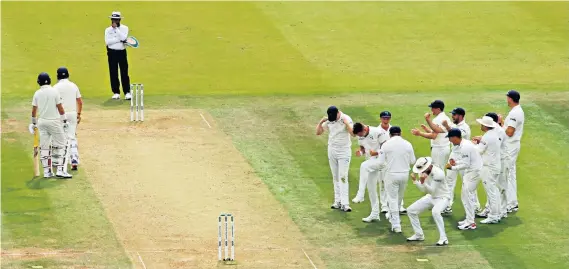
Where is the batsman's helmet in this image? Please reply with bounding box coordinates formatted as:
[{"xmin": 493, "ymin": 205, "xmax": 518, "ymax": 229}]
[
  {"xmin": 57, "ymin": 67, "xmax": 69, "ymax": 80},
  {"xmin": 37, "ymin": 72, "xmax": 51, "ymax": 86}
]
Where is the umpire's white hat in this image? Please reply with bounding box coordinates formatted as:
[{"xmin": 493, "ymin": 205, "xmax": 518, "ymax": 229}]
[{"xmin": 109, "ymin": 11, "xmax": 124, "ymax": 19}]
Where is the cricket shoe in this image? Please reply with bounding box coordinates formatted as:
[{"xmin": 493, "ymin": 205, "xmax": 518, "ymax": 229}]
[
  {"xmin": 507, "ymin": 205, "xmax": 519, "ymax": 213},
  {"xmin": 43, "ymin": 171, "xmax": 54, "ymax": 178},
  {"xmin": 125, "ymin": 92, "xmax": 132, "ymax": 100},
  {"xmin": 352, "ymin": 196, "xmax": 365, "ymax": 204},
  {"xmin": 391, "ymin": 227, "xmax": 402, "ymax": 233},
  {"xmin": 480, "ymin": 218, "xmax": 500, "ymax": 224},
  {"xmin": 56, "ymin": 171, "xmax": 72, "ymax": 179},
  {"xmin": 71, "ymin": 160, "xmax": 79, "ymax": 171},
  {"xmin": 436, "ymin": 238, "xmax": 449, "ymax": 246},
  {"xmin": 362, "ymin": 214, "xmax": 380, "ymax": 223},
  {"xmin": 458, "ymin": 222, "xmax": 477, "ymax": 230},
  {"xmin": 500, "ymin": 212, "xmax": 508, "ymax": 219},
  {"xmin": 399, "ymin": 208, "xmax": 407, "ymax": 215},
  {"xmin": 442, "ymin": 207, "xmax": 453, "ymax": 214},
  {"xmin": 112, "ymin": 93, "xmax": 120, "ymax": 100},
  {"xmin": 476, "ymin": 208, "xmax": 489, "ymax": 218},
  {"xmin": 341, "ymin": 205, "xmax": 352, "ymax": 212},
  {"xmin": 457, "ymin": 219, "xmax": 467, "ymax": 226},
  {"xmin": 406, "ymin": 234, "xmax": 425, "ymax": 242},
  {"xmin": 330, "ymin": 202, "xmax": 341, "ymax": 210}
]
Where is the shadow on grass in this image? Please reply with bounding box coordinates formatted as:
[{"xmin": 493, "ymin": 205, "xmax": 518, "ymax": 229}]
[
  {"xmin": 101, "ymin": 99, "xmax": 126, "ymax": 107},
  {"xmin": 26, "ymin": 177, "xmax": 65, "ymax": 190}
]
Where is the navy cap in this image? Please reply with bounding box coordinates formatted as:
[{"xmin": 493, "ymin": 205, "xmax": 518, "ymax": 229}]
[
  {"xmin": 380, "ymin": 111, "xmax": 392, "ymax": 118},
  {"xmin": 451, "ymin": 107, "xmax": 466, "ymax": 116},
  {"xmin": 389, "ymin": 126, "xmax": 402, "ymax": 135},
  {"xmin": 57, "ymin": 67, "xmax": 69, "ymax": 79},
  {"xmin": 506, "ymin": 90, "xmax": 520, "ymax": 103},
  {"xmin": 485, "ymin": 112, "xmax": 499, "ymax": 123},
  {"xmin": 428, "ymin": 100, "xmax": 445, "ymax": 110},
  {"xmin": 446, "ymin": 128, "xmax": 462, "ymax": 138},
  {"xmin": 327, "ymin": 106, "xmax": 339, "ymax": 121},
  {"xmin": 37, "ymin": 72, "xmax": 51, "ymax": 86}
]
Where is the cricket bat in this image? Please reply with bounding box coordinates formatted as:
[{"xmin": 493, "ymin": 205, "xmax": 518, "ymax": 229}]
[{"xmin": 33, "ymin": 127, "xmax": 40, "ymax": 177}]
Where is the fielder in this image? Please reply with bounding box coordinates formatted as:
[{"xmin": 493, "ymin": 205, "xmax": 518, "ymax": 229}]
[
  {"xmin": 30, "ymin": 72, "xmax": 72, "ymax": 179},
  {"xmin": 316, "ymin": 106, "xmax": 354, "ymax": 212},
  {"xmin": 376, "ymin": 126, "xmax": 416, "ymax": 232},
  {"xmin": 411, "ymin": 100, "xmax": 451, "ymax": 169},
  {"xmin": 53, "ymin": 67, "xmax": 83, "ymax": 170},
  {"xmin": 445, "ymin": 128, "xmax": 482, "ymax": 230},
  {"xmin": 471, "ymin": 116, "xmax": 503, "ymax": 224},
  {"xmin": 407, "ymin": 157, "xmax": 450, "ymax": 246},
  {"xmin": 352, "ymin": 123, "xmax": 382, "ymax": 205},
  {"xmin": 502, "ymin": 90, "xmax": 524, "ymax": 213}
]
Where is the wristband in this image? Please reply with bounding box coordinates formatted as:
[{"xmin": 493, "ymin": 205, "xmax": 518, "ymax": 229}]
[{"xmin": 31, "ymin": 117, "xmax": 37, "ymax": 124}]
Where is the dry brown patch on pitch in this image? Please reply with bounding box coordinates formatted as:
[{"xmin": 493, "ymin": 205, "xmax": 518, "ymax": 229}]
[{"xmin": 78, "ymin": 109, "xmax": 322, "ymax": 269}]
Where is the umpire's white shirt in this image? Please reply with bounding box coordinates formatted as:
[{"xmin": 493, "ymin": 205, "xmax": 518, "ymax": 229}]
[
  {"xmin": 378, "ymin": 136, "xmax": 416, "ymax": 173},
  {"xmin": 105, "ymin": 24, "xmax": 129, "ymax": 50},
  {"xmin": 323, "ymin": 113, "xmax": 353, "ymax": 150},
  {"xmin": 54, "ymin": 79, "xmax": 81, "ymax": 113},
  {"xmin": 32, "ymin": 85, "xmax": 61, "ymax": 120},
  {"xmin": 431, "ymin": 113, "xmax": 451, "ymax": 148},
  {"xmin": 358, "ymin": 126, "xmax": 382, "ymax": 159}
]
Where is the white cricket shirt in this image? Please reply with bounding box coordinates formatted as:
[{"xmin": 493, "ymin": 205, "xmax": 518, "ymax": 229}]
[
  {"xmin": 450, "ymin": 140, "xmax": 483, "ymax": 172},
  {"xmin": 475, "ymin": 128, "xmax": 502, "ymax": 173},
  {"xmin": 431, "ymin": 112, "xmax": 451, "ymax": 148},
  {"xmin": 54, "ymin": 79, "xmax": 81, "ymax": 113},
  {"xmin": 377, "ymin": 136, "xmax": 416, "ymax": 173},
  {"xmin": 415, "ymin": 166, "xmax": 450, "ymax": 200},
  {"xmin": 497, "ymin": 127, "xmax": 507, "ymax": 160},
  {"xmin": 32, "ymin": 85, "xmax": 62, "ymax": 120},
  {"xmin": 504, "ymin": 105, "xmax": 525, "ymax": 143},
  {"xmin": 377, "ymin": 124, "xmax": 392, "ymax": 147},
  {"xmin": 323, "ymin": 113, "xmax": 353, "ymax": 150},
  {"xmin": 105, "ymin": 24, "xmax": 129, "ymax": 50},
  {"xmin": 358, "ymin": 126, "xmax": 382, "ymax": 159},
  {"xmin": 452, "ymin": 120, "xmax": 471, "ymax": 140}
]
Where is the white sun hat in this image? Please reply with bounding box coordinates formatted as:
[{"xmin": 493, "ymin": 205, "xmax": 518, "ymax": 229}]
[
  {"xmin": 109, "ymin": 11, "xmax": 123, "ymax": 19},
  {"xmin": 413, "ymin": 157, "xmax": 432, "ymax": 174},
  {"xmin": 476, "ymin": 116, "xmax": 497, "ymax": 128}
]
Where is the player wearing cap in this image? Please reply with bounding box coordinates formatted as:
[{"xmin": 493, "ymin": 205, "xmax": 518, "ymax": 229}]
[
  {"xmin": 376, "ymin": 126, "xmax": 416, "ymax": 232},
  {"xmin": 316, "ymin": 106, "xmax": 354, "ymax": 212},
  {"xmin": 411, "ymin": 100, "xmax": 451, "ymax": 169},
  {"xmin": 471, "ymin": 116, "xmax": 503, "ymax": 224},
  {"xmin": 29, "ymin": 72, "xmax": 72, "ymax": 179},
  {"xmin": 502, "ymin": 90, "xmax": 524, "ymax": 213},
  {"xmin": 352, "ymin": 123, "xmax": 382, "ymax": 204},
  {"xmin": 53, "ymin": 67, "xmax": 83, "ymax": 170},
  {"xmin": 445, "ymin": 128, "xmax": 483, "ymax": 230},
  {"xmin": 439, "ymin": 107, "xmax": 476, "ymax": 214},
  {"xmin": 407, "ymin": 157, "xmax": 450, "ymax": 246},
  {"xmin": 376, "ymin": 111, "xmax": 406, "ymax": 214}
]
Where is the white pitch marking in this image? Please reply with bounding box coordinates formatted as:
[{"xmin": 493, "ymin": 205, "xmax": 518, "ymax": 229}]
[
  {"xmin": 137, "ymin": 252, "xmax": 147, "ymax": 269},
  {"xmin": 302, "ymin": 248, "xmax": 317, "ymax": 269},
  {"xmin": 200, "ymin": 113, "xmax": 212, "ymax": 129}
]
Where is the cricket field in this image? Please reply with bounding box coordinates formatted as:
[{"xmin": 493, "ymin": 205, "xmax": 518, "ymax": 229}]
[{"xmin": 2, "ymin": 1, "xmax": 568, "ymax": 268}]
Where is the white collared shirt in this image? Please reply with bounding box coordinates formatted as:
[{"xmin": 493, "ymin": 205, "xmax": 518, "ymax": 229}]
[
  {"xmin": 54, "ymin": 79, "xmax": 81, "ymax": 113},
  {"xmin": 105, "ymin": 24, "xmax": 129, "ymax": 50},
  {"xmin": 475, "ymin": 128, "xmax": 502, "ymax": 173},
  {"xmin": 450, "ymin": 140, "xmax": 483, "ymax": 172},
  {"xmin": 431, "ymin": 112, "xmax": 451, "ymax": 148},
  {"xmin": 452, "ymin": 120, "xmax": 471, "ymax": 140},
  {"xmin": 504, "ymin": 105, "xmax": 525, "ymax": 143},
  {"xmin": 358, "ymin": 126, "xmax": 382, "ymax": 159},
  {"xmin": 32, "ymin": 85, "xmax": 62, "ymax": 120},
  {"xmin": 415, "ymin": 166, "xmax": 450, "ymax": 200},
  {"xmin": 323, "ymin": 113, "xmax": 353, "ymax": 149},
  {"xmin": 377, "ymin": 136, "xmax": 416, "ymax": 173},
  {"xmin": 376, "ymin": 124, "xmax": 392, "ymax": 147}
]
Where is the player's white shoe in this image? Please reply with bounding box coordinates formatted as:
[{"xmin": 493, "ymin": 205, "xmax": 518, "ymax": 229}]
[
  {"xmin": 457, "ymin": 219, "xmax": 467, "ymax": 226},
  {"xmin": 436, "ymin": 238, "xmax": 449, "ymax": 246},
  {"xmin": 125, "ymin": 92, "xmax": 132, "ymax": 100},
  {"xmin": 399, "ymin": 207, "xmax": 407, "ymax": 215},
  {"xmin": 391, "ymin": 227, "xmax": 402, "ymax": 233},
  {"xmin": 480, "ymin": 218, "xmax": 500, "ymax": 224},
  {"xmin": 330, "ymin": 202, "xmax": 341, "ymax": 210},
  {"xmin": 43, "ymin": 171, "xmax": 54, "ymax": 178},
  {"xmin": 362, "ymin": 214, "xmax": 380, "ymax": 223},
  {"xmin": 500, "ymin": 212, "xmax": 508, "ymax": 219},
  {"xmin": 406, "ymin": 234, "xmax": 425, "ymax": 241},
  {"xmin": 112, "ymin": 93, "xmax": 120, "ymax": 99},
  {"xmin": 458, "ymin": 222, "xmax": 477, "ymax": 230},
  {"xmin": 352, "ymin": 196, "xmax": 365, "ymax": 203},
  {"xmin": 56, "ymin": 171, "xmax": 73, "ymax": 179},
  {"xmin": 341, "ymin": 205, "xmax": 352, "ymax": 212},
  {"xmin": 476, "ymin": 208, "xmax": 489, "ymax": 218}
]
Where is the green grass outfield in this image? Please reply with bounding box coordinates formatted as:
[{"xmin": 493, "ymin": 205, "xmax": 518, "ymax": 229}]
[{"xmin": 2, "ymin": 1, "xmax": 569, "ymax": 268}]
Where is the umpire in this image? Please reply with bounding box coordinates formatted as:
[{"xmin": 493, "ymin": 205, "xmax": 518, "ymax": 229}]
[{"xmin": 104, "ymin": 11, "xmax": 131, "ymax": 100}]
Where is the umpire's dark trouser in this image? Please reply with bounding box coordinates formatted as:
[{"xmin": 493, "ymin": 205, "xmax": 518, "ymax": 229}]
[{"xmin": 107, "ymin": 47, "xmax": 130, "ymax": 94}]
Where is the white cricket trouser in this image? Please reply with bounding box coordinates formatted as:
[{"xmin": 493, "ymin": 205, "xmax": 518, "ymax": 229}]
[
  {"xmin": 431, "ymin": 146, "xmax": 450, "ymax": 169},
  {"xmin": 378, "ymin": 171, "xmax": 404, "ymax": 211},
  {"xmin": 497, "ymin": 159, "xmax": 508, "ymax": 215},
  {"xmin": 385, "ymin": 172, "xmax": 409, "ymax": 228},
  {"xmin": 504, "ymin": 142, "xmax": 520, "ymax": 207},
  {"xmin": 328, "ymin": 147, "xmax": 351, "ymax": 206},
  {"xmin": 65, "ymin": 112, "xmax": 80, "ymax": 163},
  {"xmin": 480, "ymin": 167, "xmax": 501, "ymax": 219},
  {"xmin": 356, "ymin": 158, "xmax": 379, "ymax": 200},
  {"xmin": 407, "ymin": 195, "xmax": 449, "ymax": 240},
  {"xmin": 38, "ymin": 119, "xmax": 67, "ymax": 174},
  {"xmin": 447, "ymin": 169, "xmax": 480, "ymax": 210},
  {"xmin": 461, "ymin": 169, "xmax": 482, "ymax": 223}
]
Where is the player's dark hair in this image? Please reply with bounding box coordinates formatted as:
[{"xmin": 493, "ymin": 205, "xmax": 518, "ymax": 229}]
[{"xmin": 353, "ymin": 123, "xmax": 364, "ymax": 134}]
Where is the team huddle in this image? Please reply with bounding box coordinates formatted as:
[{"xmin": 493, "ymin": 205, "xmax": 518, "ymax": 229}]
[
  {"xmin": 30, "ymin": 69, "xmax": 83, "ymax": 179},
  {"xmin": 316, "ymin": 91, "xmax": 525, "ymax": 246}
]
